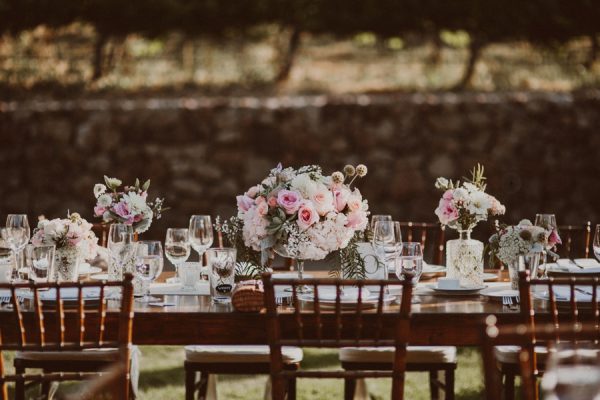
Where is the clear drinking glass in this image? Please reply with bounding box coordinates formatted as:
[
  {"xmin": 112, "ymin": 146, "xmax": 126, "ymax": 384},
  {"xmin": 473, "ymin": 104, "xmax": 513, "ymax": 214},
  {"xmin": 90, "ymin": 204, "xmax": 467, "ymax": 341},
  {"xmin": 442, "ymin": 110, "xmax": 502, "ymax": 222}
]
[
  {"xmin": 542, "ymin": 343, "xmax": 600, "ymax": 400},
  {"xmin": 370, "ymin": 215, "xmax": 393, "ymax": 231},
  {"xmin": 189, "ymin": 215, "xmax": 213, "ymax": 266},
  {"xmin": 133, "ymin": 241, "xmax": 164, "ymax": 303},
  {"xmin": 3, "ymin": 214, "xmax": 30, "ymax": 281},
  {"xmin": 0, "ymin": 246, "xmax": 12, "ymax": 283},
  {"xmin": 25, "ymin": 244, "xmax": 55, "ymax": 283},
  {"xmin": 395, "ymin": 242, "xmax": 423, "ymax": 283},
  {"xmin": 207, "ymin": 248, "xmax": 236, "ymax": 304},
  {"xmin": 108, "ymin": 224, "xmax": 134, "ymax": 281},
  {"xmin": 593, "ymin": 224, "xmax": 600, "ymax": 262},
  {"xmin": 165, "ymin": 228, "xmax": 191, "ymax": 284},
  {"xmin": 535, "ymin": 213, "xmax": 559, "ymax": 276},
  {"xmin": 372, "ymin": 220, "xmax": 402, "ymax": 278}
]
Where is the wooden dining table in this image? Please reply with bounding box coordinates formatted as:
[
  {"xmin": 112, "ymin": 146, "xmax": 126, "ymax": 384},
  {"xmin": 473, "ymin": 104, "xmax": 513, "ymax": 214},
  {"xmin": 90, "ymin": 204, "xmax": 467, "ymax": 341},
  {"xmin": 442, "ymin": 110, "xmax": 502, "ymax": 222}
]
[{"xmin": 0, "ymin": 270, "xmax": 528, "ymax": 347}]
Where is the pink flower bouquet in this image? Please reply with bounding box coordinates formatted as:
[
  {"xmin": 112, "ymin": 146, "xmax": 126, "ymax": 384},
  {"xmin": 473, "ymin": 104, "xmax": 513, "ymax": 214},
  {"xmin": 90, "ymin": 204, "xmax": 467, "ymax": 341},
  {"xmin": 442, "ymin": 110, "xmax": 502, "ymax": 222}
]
[
  {"xmin": 32, "ymin": 213, "xmax": 98, "ymax": 260},
  {"xmin": 93, "ymin": 176, "xmax": 166, "ymax": 234}
]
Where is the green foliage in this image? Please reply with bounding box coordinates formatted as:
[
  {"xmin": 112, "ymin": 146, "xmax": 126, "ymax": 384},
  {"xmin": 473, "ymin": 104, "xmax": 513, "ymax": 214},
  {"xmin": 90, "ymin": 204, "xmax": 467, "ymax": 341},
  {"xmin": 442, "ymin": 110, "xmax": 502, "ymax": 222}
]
[
  {"xmin": 329, "ymin": 232, "xmax": 381, "ymax": 280},
  {"xmin": 215, "ymin": 216, "xmax": 266, "ymax": 279}
]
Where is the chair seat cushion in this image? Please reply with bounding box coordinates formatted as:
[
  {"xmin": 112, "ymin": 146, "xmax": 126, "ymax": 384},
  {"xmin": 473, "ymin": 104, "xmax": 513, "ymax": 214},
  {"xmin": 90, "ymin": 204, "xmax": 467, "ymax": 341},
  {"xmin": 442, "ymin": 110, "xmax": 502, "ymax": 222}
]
[
  {"xmin": 184, "ymin": 345, "xmax": 303, "ymax": 364},
  {"xmin": 339, "ymin": 346, "xmax": 457, "ymax": 364},
  {"xmin": 15, "ymin": 347, "xmax": 122, "ymax": 362},
  {"xmin": 494, "ymin": 345, "xmax": 548, "ymax": 364}
]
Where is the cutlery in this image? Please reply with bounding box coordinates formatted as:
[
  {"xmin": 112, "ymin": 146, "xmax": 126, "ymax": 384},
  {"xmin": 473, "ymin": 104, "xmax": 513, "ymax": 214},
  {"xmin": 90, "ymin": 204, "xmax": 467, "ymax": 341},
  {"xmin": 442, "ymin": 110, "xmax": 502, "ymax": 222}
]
[
  {"xmin": 148, "ymin": 301, "xmax": 177, "ymax": 307},
  {"xmin": 575, "ymin": 288, "xmax": 593, "ymax": 296}
]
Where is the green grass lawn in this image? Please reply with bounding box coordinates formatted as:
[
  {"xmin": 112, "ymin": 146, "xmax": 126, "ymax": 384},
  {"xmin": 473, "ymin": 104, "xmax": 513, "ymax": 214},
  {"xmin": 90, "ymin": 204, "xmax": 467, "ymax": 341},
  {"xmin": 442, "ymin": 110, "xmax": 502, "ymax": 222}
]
[{"xmin": 135, "ymin": 346, "xmax": 485, "ymax": 399}]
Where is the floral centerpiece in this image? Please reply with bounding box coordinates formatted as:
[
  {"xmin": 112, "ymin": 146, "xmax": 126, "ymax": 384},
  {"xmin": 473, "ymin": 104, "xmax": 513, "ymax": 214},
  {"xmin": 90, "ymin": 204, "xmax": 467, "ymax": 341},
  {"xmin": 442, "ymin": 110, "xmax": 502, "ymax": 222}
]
[
  {"xmin": 218, "ymin": 163, "xmax": 370, "ymax": 281},
  {"xmin": 93, "ymin": 176, "xmax": 167, "ymax": 234},
  {"xmin": 434, "ymin": 164, "xmax": 506, "ymax": 286},
  {"xmin": 31, "ymin": 213, "xmax": 98, "ymax": 281},
  {"xmin": 489, "ymin": 220, "xmax": 554, "ymax": 288}
]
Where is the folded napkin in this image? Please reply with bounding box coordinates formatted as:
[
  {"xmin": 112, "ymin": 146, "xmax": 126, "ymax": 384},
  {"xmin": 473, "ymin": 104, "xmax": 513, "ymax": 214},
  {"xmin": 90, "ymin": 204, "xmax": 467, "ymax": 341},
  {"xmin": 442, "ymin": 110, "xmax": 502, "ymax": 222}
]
[
  {"xmin": 18, "ymin": 287, "xmax": 105, "ymax": 301},
  {"xmin": 553, "ymin": 259, "xmax": 600, "ymax": 273},
  {"xmin": 574, "ymin": 258, "xmax": 600, "ymax": 269},
  {"xmin": 313, "ymin": 287, "xmax": 372, "ymax": 301},
  {"xmin": 149, "ymin": 282, "xmax": 210, "ymax": 296},
  {"xmin": 539, "ymin": 285, "xmax": 600, "ymax": 302}
]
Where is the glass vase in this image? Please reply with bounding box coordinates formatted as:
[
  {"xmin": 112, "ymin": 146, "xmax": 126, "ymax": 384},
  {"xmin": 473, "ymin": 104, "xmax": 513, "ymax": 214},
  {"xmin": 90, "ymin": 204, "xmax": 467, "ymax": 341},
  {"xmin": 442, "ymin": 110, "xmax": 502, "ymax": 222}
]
[
  {"xmin": 507, "ymin": 252, "xmax": 542, "ymax": 290},
  {"xmin": 445, "ymin": 229, "xmax": 484, "ymax": 287},
  {"xmin": 53, "ymin": 247, "xmax": 80, "ymax": 282}
]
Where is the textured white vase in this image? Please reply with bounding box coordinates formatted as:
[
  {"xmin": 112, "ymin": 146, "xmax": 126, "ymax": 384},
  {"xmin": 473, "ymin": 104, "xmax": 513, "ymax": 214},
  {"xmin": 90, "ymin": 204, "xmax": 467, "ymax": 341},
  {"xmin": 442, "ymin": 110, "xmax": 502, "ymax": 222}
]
[
  {"xmin": 53, "ymin": 247, "xmax": 80, "ymax": 282},
  {"xmin": 445, "ymin": 230, "xmax": 484, "ymax": 287}
]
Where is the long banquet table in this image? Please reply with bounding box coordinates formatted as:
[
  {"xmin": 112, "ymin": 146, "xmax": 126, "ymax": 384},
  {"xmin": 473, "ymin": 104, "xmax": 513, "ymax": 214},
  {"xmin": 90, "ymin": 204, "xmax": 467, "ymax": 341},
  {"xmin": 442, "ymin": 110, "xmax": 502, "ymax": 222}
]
[{"xmin": 0, "ymin": 270, "xmax": 533, "ymax": 347}]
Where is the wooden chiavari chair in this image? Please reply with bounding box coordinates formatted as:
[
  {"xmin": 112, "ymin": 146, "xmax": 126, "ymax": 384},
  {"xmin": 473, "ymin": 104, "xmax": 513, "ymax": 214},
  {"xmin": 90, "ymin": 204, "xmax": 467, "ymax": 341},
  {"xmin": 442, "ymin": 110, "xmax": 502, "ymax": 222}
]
[
  {"xmin": 263, "ymin": 273, "xmax": 414, "ymax": 400},
  {"xmin": 91, "ymin": 223, "xmax": 110, "ymax": 248},
  {"xmin": 494, "ymin": 270, "xmax": 600, "ymax": 400},
  {"xmin": 398, "ymin": 222, "xmax": 445, "ymax": 265},
  {"xmin": 482, "ymin": 317, "xmax": 600, "ymax": 400},
  {"xmin": 556, "ymin": 222, "xmax": 592, "ymax": 259},
  {"xmin": 1, "ymin": 274, "xmax": 135, "ymax": 400}
]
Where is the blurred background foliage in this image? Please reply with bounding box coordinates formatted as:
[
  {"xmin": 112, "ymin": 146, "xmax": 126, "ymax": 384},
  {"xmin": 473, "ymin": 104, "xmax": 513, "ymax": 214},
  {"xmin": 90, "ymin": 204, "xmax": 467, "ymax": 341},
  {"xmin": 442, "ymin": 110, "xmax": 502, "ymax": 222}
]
[{"xmin": 1, "ymin": 0, "xmax": 600, "ymax": 96}]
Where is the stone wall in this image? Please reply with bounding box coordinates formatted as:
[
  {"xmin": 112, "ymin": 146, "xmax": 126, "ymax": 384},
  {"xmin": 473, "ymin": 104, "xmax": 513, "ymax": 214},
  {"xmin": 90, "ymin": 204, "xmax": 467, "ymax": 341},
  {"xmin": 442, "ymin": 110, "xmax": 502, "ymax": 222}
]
[{"xmin": 0, "ymin": 91, "xmax": 599, "ymax": 241}]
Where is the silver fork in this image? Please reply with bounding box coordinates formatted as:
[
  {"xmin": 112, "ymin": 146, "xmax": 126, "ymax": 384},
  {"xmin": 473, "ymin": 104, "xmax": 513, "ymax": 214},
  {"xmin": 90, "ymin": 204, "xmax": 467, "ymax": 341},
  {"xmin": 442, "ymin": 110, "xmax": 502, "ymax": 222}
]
[
  {"xmin": 502, "ymin": 296, "xmax": 513, "ymax": 306},
  {"xmin": 0, "ymin": 296, "xmax": 10, "ymax": 304}
]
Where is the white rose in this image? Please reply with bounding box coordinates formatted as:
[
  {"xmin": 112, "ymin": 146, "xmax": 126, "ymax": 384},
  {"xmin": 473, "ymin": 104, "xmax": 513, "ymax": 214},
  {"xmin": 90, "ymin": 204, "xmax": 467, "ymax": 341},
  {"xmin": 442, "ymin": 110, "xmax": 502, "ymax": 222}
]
[
  {"xmin": 434, "ymin": 177, "xmax": 449, "ymax": 189},
  {"xmin": 308, "ymin": 183, "xmax": 335, "ymax": 216},
  {"xmin": 291, "ymin": 173, "xmax": 316, "ymax": 198},
  {"xmin": 44, "ymin": 219, "xmax": 65, "ymax": 239},
  {"xmin": 94, "ymin": 184, "xmax": 107, "ymax": 198},
  {"xmin": 97, "ymin": 194, "xmax": 113, "ymax": 207}
]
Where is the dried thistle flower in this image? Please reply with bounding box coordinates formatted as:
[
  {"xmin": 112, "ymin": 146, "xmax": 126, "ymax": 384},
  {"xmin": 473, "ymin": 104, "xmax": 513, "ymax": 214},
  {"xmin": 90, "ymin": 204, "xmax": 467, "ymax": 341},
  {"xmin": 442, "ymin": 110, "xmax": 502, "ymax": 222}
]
[
  {"xmin": 356, "ymin": 164, "xmax": 368, "ymax": 177},
  {"xmin": 343, "ymin": 165, "xmax": 356, "ymax": 177},
  {"xmin": 331, "ymin": 171, "xmax": 344, "ymax": 184}
]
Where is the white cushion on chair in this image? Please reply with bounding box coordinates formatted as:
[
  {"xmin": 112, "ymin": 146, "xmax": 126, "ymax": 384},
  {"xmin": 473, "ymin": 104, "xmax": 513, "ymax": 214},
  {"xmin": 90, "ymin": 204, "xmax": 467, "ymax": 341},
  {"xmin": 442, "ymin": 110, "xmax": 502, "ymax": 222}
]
[
  {"xmin": 494, "ymin": 346, "xmax": 549, "ymax": 364},
  {"xmin": 184, "ymin": 345, "xmax": 303, "ymax": 364},
  {"xmin": 339, "ymin": 346, "xmax": 457, "ymax": 364}
]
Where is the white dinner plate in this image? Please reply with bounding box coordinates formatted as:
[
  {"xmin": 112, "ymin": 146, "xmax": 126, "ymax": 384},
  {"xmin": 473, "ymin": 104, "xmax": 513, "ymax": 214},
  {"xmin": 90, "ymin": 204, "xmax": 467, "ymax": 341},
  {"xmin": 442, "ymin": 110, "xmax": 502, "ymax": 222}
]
[
  {"xmin": 90, "ymin": 273, "xmax": 110, "ymax": 281},
  {"xmin": 480, "ymin": 285, "xmax": 519, "ymax": 301},
  {"xmin": 483, "ymin": 273, "xmax": 500, "ymax": 282},
  {"xmin": 78, "ymin": 263, "xmax": 102, "ymax": 275},
  {"xmin": 271, "ymin": 273, "xmax": 314, "ymax": 280},
  {"xmin": 427, "ymin": 284, "xmax": 487, "ymax": 295}
]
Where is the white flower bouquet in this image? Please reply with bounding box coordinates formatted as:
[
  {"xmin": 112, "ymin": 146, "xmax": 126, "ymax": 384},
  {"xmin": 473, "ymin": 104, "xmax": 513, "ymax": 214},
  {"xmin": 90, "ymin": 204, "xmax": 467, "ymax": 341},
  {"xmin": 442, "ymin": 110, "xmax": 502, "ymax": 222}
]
[
  {"xmin": 232, "ymin": 163, "xmax": 369, "ymax": 264},
  {"xmin": 488, "ymin": 219, "xmax": 553, "ymax": 265},
  {"xmin": 93, "ymin": 176, "xmax": 167, "ymax": 234},
  {"xmin": 32, "ymin": 212, "xmax": 99, "ymax": 260},
  {"xmin": 434, "ymin": 164, "xmax": 505, "ymax": 231}
]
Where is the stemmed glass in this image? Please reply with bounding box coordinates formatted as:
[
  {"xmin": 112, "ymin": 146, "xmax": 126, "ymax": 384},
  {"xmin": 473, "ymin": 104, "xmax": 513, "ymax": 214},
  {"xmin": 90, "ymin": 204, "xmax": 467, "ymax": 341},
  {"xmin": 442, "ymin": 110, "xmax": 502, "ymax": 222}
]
[
  {"xmin": 2, "ymin": 214, "xmax": 30, "ymax": 281},
  {"xmin": 107, "ymin": 224, "xmax": 135, "ymax": 281},
  {"xmin": 372, "ymin": 220, "xmax": 402, "ymax": 279},
  {"xmin": 165, "ymin": 228, "xmax": 191, "ymax": 284},
  {"xmin": 188, "ymin": 215, "xmax": 213, "ymax": 267},
  {"xmin": 133, "ymin": 241, "xmax": 164, "ymax": 303},
  {"xmin": 593, "ymin": 224, "xmax": 600, "ymax": 262},
  {"xmin": 535, "ymin": 213, "xmax": 559, "ymax": 276},
  {"xmin": 395, "ymin": 242, "xmax": 423, "ymax": 283}
]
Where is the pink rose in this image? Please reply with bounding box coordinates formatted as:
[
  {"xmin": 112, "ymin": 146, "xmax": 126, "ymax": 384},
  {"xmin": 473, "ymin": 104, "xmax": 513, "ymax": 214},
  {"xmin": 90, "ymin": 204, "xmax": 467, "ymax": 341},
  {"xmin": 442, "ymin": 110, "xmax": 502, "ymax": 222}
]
[
  {"xmin": 94, "ymin": 206, "xmax": 106, "ymax": 217},
  {"xmin": 346, "ymin": 210, "xmax": 368, "ymax": 230},
  {"xmin": 443, "ymin": 190, "xmax": 454, "ymax": 201},
  {"xmin": 268, "ymin": 196, "xmax": 278, "ymax": 207},
  {"xmin": 246, "ymin": 185, "xmax": 260, "ymax": 199},
  {"xmin": 548, "ymin": 229, "xmax": 562, "ymax": 247},
  {"xmin": 236, "ymin": 195, "xmax": 254, "ymax": 212},
  {"xmin": 255, "ymin": 196, "xmax": 268, "ymax": 216},
  {"xmin": 333, "ymin": 188, "xmax": 350, "ymax": 212},
  {"xmin": 297, "ymin": 201, "xmax": 319, "ymax": 230},
  {"xmin": 434, "ymin": 199, "xmax": 459, "ymax": 225},
  {"xmin": 277, "ymin": 190, "xmax": 302, "ymax": 215},
  {"xmin": 347, "ymin": 195, "xmax": 362, "ymax": 212}
]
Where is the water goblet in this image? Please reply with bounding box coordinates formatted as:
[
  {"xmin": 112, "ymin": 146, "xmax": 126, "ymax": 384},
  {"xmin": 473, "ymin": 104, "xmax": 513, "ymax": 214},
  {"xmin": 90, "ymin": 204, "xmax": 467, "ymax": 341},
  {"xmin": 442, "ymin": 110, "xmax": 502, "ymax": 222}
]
[
  {"xmin": 395, "ymin": 242, "xmax": 423, "ymax": 283},
  {"xmin": 593, "ymin": 224, "xmax": 600, "ymax": 262},
  {"xmin": 207, "ymin": 248, "xmax": 236, "ymax": 304},
  {"xmin": 3, "ymin": 214, "xmax": 30, "ymax": 281},
  {"xmin": 165, "ymin": 228, "xmax": 191, "ymax": 284},
  {"xmin": 189, "ymin": 215, "xmax": 213, "ymax": 267},
  {"xmin": 25, "ymin": 244, "xmax": 55, "ymax": 283},
  {"xmin": 108, "ymin": 224, "xmax": 135, "ymax": 281},
  {"xmin": 133, "ymin": 241, "xmax": 164, "ymax": 303},
  {"xmin": 372, "ymin": 220, "xmax": 402, "ymax": 277}
]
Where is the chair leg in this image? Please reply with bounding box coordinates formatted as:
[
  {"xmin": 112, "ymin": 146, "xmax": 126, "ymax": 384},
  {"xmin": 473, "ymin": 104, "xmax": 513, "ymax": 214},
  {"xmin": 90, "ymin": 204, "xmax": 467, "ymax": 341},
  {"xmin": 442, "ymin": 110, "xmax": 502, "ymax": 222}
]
[
  {"xmin": 444, "ymin": 369, "xmax": 455, "ymax": 400},
  {"xmin": 198, "ymin": 372, "xmax": 210, "ymax": 400},
  {"xmin": 41, "ymin": 381, "xmax": 51, "ymax": 400},
  {"xmin": 271, "ymin": 376, "xmax": 287, "ymax": 400},
  {"xmin": 185, "ymin": 367, "xmax": 196, "ymax": 400},
  {"xmin": 429, "ymin": 370, "xmax": 440, "ymax": 400},
  {"xmin": 344, "ymin": 378, "xmax": 357, "ymax": 400},
  {"xmin": 504, "ymin": 372, "xmax": 515, "ymax": 400},
  {"xmin": 14, "ymin": 366, "xmax": 25, "ymax": 400},
  {"xmin": 286, "ymin": 378, "xmax": 296, "ymax": 400}
]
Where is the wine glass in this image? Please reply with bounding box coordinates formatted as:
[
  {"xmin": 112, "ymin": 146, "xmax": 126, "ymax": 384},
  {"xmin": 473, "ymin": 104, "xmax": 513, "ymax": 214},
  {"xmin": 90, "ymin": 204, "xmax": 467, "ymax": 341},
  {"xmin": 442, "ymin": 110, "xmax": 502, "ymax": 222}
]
[
  {"xmin": 593, "ymin": 224, "xmax": 600, "ymax": 262},
  {"xmin": 372, "ymin": 220, "xmax": 402, "ymax": 278},
  {"xmin": 133, "ymin": 241, "xmax": 164, "ymax": 303},
  {"xmin": 107, "ymin": 224, "xmax": 135, "ymax": 281},
  {"xmin": 25, "ymin": 244, "xmax": 55, "ymax": 283},
  {"xmin": 370, "ymin": 214, "xmax": 392, "ymax": 231},
  {"xmin": 165, "ymin": 228, "xmax": 191, "ymax": 284},
  {"xmin": 395, "ymin": 242, "xmax": 423, "ymax": 283},
  {"xmin": 3, "ymin": 214, "xmax": 30, "ymax": 281},
  {"xmin": 188, "ymin": 215, "xmax": 213, "ymax": 266}
]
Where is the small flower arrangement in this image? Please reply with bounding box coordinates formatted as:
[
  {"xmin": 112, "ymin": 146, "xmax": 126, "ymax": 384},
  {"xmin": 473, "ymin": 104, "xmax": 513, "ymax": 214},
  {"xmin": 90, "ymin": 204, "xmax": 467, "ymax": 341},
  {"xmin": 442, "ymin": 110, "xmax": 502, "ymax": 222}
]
[
  {"xmin": 93, "ymin": 176, "xmax": 167, "ymax": 234},
  {"xmin": 223, "ymin": 163, "xmax": 369, "ymax": 265},
  {"xmin": 32, "ymin": 212, "xmax": 99, "ymax": 260},
  {"xmin": 434, "ymin": 164, "xmax": 505, "ymax": 231},
  {"xmin": 488, "ymin": 219, "xmax": 554, "ymax": 265}
]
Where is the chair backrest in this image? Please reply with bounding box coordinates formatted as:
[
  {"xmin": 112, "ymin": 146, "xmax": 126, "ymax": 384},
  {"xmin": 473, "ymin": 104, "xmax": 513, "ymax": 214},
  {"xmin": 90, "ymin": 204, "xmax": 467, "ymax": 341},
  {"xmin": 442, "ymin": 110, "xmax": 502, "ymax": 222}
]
[
  {"xmin": 262, "ymin": 273, "xmax": 413, "ymax": 400},
  {"xmin": 91, "ymin": 223, "xmax": 110, "ymax": 248},
  {"xmin": 398, "ymin": 222, "xmax": 445, "ymax": 265},
  {"xmin": 0, "ymin": 274, "xmax": 134, "ymax": 399},
  {"xmin": 482, "ymin": 316, "xmax": 600, "ymax": 400},
  {"xmin": 556, "ymin": 222, "xmax": 592, "ymax": 259}
]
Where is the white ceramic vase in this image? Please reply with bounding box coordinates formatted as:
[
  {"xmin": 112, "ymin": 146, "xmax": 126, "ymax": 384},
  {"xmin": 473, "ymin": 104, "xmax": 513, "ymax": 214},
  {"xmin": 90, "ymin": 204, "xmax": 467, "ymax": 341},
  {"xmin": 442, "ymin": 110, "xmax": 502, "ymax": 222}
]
[{"xmin": 445, "ymin": 229, "xmax": 484, "ymax": 287}]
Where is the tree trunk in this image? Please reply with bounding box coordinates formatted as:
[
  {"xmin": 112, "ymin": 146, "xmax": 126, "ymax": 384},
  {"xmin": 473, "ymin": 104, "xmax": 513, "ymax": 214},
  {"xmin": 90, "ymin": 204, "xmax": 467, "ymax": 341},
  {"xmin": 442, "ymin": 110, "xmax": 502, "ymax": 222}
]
[
  {"xmin": 92, "ymin": 32, "xmax": 107, "ymax": 81},
  {"xmin": 427, "ymin": 32, "xmax": 443, "ymax": 66},
  {"xmin": 275, "ymin": 27, "xmax": 301, "ymax": 83},
  {"xmin": 454, "ymin": 37, "xmax": 484, "ymax": 90},
  {"xmin": 585, "ymin": 34, "xmax": 598, "ymax": 70}
]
